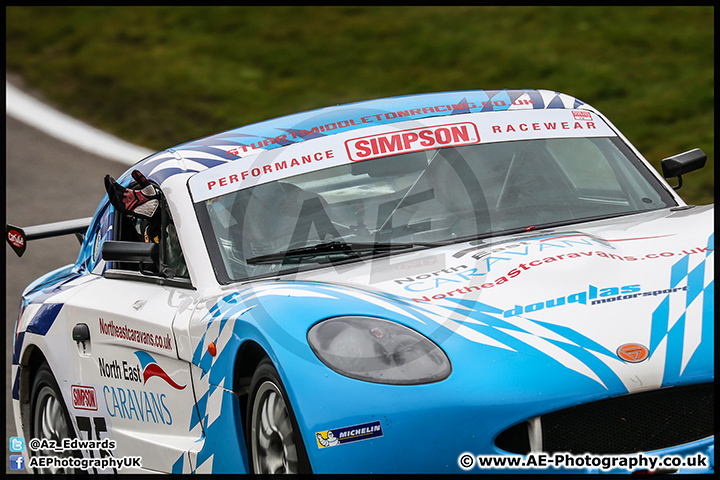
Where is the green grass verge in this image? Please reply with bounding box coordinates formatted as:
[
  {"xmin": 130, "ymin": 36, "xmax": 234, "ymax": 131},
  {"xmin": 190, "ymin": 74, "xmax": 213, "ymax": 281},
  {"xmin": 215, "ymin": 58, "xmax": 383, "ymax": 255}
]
[{"xmin": 6, "ymin": 6, "xmax": 713, "ymax": 204}]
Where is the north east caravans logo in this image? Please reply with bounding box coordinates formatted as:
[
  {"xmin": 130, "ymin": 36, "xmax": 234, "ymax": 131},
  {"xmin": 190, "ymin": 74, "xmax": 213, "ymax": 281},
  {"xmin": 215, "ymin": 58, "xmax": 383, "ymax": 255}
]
[{"xmin": 133, "ymin": 351, "xmax": 186, "ymax": 390}]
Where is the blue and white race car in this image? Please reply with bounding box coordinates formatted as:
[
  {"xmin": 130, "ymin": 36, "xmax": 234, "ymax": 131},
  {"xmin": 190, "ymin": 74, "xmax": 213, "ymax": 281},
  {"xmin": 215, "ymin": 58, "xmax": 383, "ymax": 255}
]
[{"xmin": 8, "ymin": 89, "xmax": 713, "ymax": 474}]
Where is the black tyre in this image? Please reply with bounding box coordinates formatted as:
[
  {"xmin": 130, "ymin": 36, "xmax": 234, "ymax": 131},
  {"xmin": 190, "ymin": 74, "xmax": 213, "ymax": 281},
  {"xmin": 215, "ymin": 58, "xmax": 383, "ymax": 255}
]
[
  {"xmin": 246, "ymin": 360, "xmax": 311, "ymax": 474},
  {"xmin": 30, "ymin": 362, "xmax": 81, "ymax": 474}
]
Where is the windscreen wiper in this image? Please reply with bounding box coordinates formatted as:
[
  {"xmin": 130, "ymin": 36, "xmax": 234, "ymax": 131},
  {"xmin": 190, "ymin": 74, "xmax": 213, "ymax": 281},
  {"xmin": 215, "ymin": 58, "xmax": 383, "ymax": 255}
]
[{"xmin": 245, "ymin": 240, "xmax": 434, "ymax": 265}]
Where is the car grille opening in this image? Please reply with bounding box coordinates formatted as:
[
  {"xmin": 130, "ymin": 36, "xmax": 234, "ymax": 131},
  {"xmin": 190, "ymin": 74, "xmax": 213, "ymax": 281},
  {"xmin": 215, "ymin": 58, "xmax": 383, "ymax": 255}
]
[
  {"xmin": 495, "ymin": 382, "xmax": 714, "ymax": 455},
  {"xmin": 495, "ymin": 421, "xmax": 531, "ymax": 454}
]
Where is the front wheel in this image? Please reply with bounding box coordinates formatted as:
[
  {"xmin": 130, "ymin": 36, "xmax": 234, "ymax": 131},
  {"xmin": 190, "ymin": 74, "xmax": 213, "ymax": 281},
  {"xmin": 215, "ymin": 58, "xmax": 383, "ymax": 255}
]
[
  {"xmin": 30, "ymin": 362, "xmax": 81, "ymax": 474},
  {"xmin": 246, "ymin": 360, "xmax": 311, "ymax": 474}
]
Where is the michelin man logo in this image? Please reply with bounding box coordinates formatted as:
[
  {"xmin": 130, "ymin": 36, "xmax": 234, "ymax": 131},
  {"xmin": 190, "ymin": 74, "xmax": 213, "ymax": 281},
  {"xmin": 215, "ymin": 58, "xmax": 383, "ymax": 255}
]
[{"xmin": 316, "ymin": 430, "xmax": 340, "ymax": 448}]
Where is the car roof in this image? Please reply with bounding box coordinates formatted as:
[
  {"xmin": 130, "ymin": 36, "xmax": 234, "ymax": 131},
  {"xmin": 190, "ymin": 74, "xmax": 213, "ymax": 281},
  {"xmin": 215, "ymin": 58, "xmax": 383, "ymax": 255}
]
[{"xmin": 128, "ymin": 89, "xmax": 585, "ymax": 186}]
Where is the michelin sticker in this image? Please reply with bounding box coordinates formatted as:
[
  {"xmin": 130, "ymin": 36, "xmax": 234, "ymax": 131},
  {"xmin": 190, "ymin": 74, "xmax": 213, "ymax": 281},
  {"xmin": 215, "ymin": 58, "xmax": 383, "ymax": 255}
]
[{"xmin": 316, "ymin": 421, "xmax": 383, "ymax": 449}]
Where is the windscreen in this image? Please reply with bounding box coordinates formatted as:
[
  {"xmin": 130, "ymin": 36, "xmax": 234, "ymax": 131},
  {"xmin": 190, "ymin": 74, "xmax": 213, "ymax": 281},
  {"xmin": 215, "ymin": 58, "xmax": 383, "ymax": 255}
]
[{"xmin": 196, "ymin": 135, "xmax": 675, "ymax": 282}]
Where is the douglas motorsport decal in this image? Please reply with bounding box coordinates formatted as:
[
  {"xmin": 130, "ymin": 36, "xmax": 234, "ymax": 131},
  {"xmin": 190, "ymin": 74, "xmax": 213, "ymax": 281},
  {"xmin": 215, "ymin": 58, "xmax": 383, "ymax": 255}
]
[
  {"xmin": 502, "ymin": 284, "xmax": 642, "ymax": 317},
  {"xmin": 501, "ymin": 284, "xmax": 688, "ymax": 317}
]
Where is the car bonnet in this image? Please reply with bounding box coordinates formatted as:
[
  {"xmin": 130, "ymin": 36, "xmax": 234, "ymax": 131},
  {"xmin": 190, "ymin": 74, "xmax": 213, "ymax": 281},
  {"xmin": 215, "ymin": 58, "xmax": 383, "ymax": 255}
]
[{"xmin": 278, "ymin": 205, "xmax": 714, "ymax": 397}]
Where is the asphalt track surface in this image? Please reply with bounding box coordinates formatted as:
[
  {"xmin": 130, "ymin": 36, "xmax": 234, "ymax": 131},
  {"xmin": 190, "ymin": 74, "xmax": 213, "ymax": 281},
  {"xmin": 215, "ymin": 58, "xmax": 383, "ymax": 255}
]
[{"xmin": 5, "ymin": 115, "xmax": 128, "ymax": 474}]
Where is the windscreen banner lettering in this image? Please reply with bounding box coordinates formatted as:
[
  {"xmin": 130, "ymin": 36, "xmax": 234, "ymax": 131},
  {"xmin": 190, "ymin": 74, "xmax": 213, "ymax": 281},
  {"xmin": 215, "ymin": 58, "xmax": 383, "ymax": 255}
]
[
  {"xmin": 206, "ymin": 150, "xmax": 335, "ymax": 192},
  {"xmin": 225, "ymin": 101, "xmax": 498, "ymax": 156},
  {"xmin": 492, "ymin": 120, "xmax": 597, "ymax": 134},
  {"xmin": 487, "ymin": 110, "xmax": 616, "ymax": 139},
  {"xmin": 346, "ymin": 123, "xmax": 480, "ymax": 161}
]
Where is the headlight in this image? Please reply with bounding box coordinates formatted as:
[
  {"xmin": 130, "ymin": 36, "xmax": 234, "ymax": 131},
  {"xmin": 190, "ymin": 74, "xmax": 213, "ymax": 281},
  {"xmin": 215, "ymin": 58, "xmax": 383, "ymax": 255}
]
[{"xmin": 307, "ymin": 316, "xmax": 451, "ymax": 385}]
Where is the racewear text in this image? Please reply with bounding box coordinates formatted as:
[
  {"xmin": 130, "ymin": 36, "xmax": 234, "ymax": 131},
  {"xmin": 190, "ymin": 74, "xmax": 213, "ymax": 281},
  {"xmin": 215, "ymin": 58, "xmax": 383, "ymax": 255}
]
[{"xmin": 490, "ymin": 120, "xmax": 597, "ymax": 134}]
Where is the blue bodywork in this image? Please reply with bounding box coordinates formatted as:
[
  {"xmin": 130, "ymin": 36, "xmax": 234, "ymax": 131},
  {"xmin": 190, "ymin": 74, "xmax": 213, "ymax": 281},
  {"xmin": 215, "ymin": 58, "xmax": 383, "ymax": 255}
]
[
  {"xmin": 12, "ymin": 90, "xmax": 713, "ymax": 474},
  {"xmin": 182, "ymin": 272, "xmax": 713, "ymax": 473}
]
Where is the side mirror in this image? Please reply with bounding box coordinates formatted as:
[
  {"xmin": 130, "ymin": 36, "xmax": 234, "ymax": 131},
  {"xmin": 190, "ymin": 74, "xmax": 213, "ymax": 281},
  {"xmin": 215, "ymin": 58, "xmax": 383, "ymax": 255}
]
[
  {"xmin": 660, "ymin": 148, "xmax": 706, "ymax": 190},
  {"xmin": 102, "ymin": 241, "xmax": 158, "ymax": 264}
]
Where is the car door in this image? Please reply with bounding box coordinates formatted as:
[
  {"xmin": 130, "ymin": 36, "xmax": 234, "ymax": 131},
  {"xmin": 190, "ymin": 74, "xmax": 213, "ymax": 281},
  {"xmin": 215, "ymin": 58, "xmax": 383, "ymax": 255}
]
[{"xmin": 65, "ymin": 197, "xmax": 203, "ymax": 473}]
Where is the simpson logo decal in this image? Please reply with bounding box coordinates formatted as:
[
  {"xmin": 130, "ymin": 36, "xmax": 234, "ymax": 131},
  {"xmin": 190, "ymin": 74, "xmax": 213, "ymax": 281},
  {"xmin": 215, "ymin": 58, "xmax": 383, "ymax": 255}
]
[
  {"xmin": 616, "ymin": 343, "xmax": 649, "ymax": 363},
  {"xmin": 572, "ymin": 110, "xmax": 593, "ymax": 121},
  {"xmin": 71, "ymin": 385, "xmax": 98, "ymax": 411},
  {"xmin": 346, "ymin": 123, "xmax": 480, "ymax": 161},
  {"xmin": 316, "ymin": 420, "xmax": 383, "ymax": 448}
]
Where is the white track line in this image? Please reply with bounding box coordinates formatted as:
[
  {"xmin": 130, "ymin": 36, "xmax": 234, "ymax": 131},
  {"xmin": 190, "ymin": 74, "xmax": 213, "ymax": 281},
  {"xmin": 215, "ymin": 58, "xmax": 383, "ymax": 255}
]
[{"xmin": 6, "ymin": 80, "xmax": 154, "ymax": 165}]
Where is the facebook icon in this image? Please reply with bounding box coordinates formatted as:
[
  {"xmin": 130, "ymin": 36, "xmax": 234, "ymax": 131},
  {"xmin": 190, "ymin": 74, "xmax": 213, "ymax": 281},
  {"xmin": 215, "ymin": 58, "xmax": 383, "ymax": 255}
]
[{"xmin": 9, "ymin": 454, "xmax": 25, "ymax": 471}]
